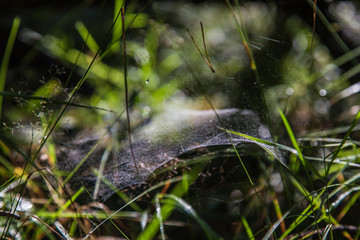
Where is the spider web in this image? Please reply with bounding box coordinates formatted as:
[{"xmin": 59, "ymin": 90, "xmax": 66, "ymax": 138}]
[
  {"xmin": 57, "ymin": 107, "xmax": 271, "ymax": 201},
  {"xmin": 55, "ymin": 1, "xmax": 279, "ymax": 202}
]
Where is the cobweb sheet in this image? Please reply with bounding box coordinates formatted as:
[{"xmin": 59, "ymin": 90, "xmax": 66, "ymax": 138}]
[{"xmin": 58, "ymin": 108, "xmax": 271, "ymax": 201}]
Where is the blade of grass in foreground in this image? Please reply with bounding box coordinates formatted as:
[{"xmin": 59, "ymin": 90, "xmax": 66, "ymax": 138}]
[
  {"xmin": 92, "ymin": 168, "xmax": 142, "ymax": 212},
  {"xmin": 241, "ymin": 216, "xmax": 254, "ymax": 239},
  {"xmin": 306, "ymin": 0, "xmax": 357, "ymax": 66},
  {"xmin": 278, "ymin": 109, "xmax": 321, "ymax": 179},
  {"xmin": 161, "ymin": 194, "xmax": 221, "ymax": 240},
  {"xmin": 186, "ymin": 21, "xmax": 216, "ymax": 73},
  {"xmin": 112, "ymin": 0, "xmax": 125, "ymax": 52},
  {"xmin": 224, "ymin": 129, "xmax": 355, "ymax": 202},
  {"xmin": 224, "ymin": 128, "xmax": 329, "ymax": 239},
  {"xmin": 279, "ymin": 194, "xmax": 323, "ymax": 240},
  {"xmin": 224, "ymin": 0, "xmax": 273, "ymax": 136},
  {"xmin": 310, "ymin": 0, "xmax": 317, "ymax": 49},
  {"xmin": 278, "ymin": 109, "xmax": 306, "ymax": 169},
  {"xmin": 0, "ymin": 17, "xmax": 21, "ymax": 122},
  {"xmin": 224, "ymin": 0, "xmax": 256, "ymax": 70},
  {"xmin": 121, "ymin": 7, "xmax": 138, "ymax": 172},
  {"xmin": 137, "ymin": 163, "xmax": 206, "ymax": 240},
  {"xmin": 262, "ymin": 211, "xmax": 290, "ymax": 240},
  {"xmin": 75, "ymin": 21, "xmax": 100, "ymax": 55},
  {"xmin": 82, "ymin": 176, "xmax": 184, "ymax": 239},
  {"xmin": 326, "ymin": 109, "xmax": 360, "ymax": 176}
]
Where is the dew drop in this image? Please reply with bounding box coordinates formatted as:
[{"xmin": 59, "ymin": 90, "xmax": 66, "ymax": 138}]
[
  {"xmin": 145, "ymin": 79, "xmax": 149, "ymax": 84},
  {"xmin": 319, "ymin": 89, "xmax": 327, "ymax": 96},
  {"xmin": 286, "ymin": 87, "xmax": 294, "ymax": 96}
]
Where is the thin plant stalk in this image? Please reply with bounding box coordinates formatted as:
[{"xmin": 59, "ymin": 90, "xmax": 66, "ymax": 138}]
[{"xmin": 121, "ymin": 6, "xmax": 138, "ymax": 172}]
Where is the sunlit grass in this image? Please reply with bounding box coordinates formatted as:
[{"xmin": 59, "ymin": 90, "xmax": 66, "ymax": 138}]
[
  {"xmin": 0, "ymin": 17, "xmax": 21, "ymax": 122},
  {"xmin": 1, "ymin": 0, "xmax": 360, "ymax": 239}
]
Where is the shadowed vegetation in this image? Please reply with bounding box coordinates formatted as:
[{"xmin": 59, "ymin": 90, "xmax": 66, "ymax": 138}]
[{"xmin": 1, "ymin": 0, "xmax": 360, "ymax": 239}]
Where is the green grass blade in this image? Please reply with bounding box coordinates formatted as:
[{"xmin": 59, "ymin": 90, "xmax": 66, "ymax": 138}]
[
  {"xmin": 306, "ymin": 0, "xmax": 357, "ymax": 66},
  {"xmin": 59, "ymin": 187, "xmax": 84, "ymax": 213},
  {"xmin": 54, "ymin": 221, "xmax": 72, "ymax": 240},
  {"xmin": 112, "ymin": 0, "xmax": 125, "ymax": 53},
  {"xmin": 161, "ymin": 194, "xmax": 222, "ymax": 240},
  {"xmin": 328, "ymin": 186, "xmax": 360, "ymax": 212},
  {"xmin": 328, "ymin": 172, "xmax": 360, "ymax": 201},
  {"xmin": 93, "ymin": 146, "xmax": 111, "ymax": 200},
  {"xmin": 82, "ymin": 176, "xmax": 183, "ymax": 239},
  {"xmin": 75, "ymin": 21, "xmax": 100, "ymax": 55},
  {"xmin": 322, "ymin": 224, "xmax": 333, "ymax": 240},
  {"xmin": 313, "ymin": 46, "xmax": 360, "ymax": 87},
  {"xmin": 0, "ymin": 175, "xmax": 16, "ymax": 192},
  {"xmin": 278, "ymin": 109, "xmax": 306, "ymax": 167},
  {"xmin": 278, "ymin": 109, "xmax": 321, "ymax": 179},
  {"xmin": 92, "ymin": 169, "xmax": 142, "ymax": 212},
  {"xmin": 62, "ymin": 141, "xmax": 100, "ymax": 186},
  {"xmin": 155, "ymin": 194, "xmax": 165, "ymax": 240},
  {"xmin": 326, "ymin": 109, "xmax": 360, "ymax": 176},
  {"xmin": 335, "ymin": 191, "xmax": 360, "ymax": 221},
  {"xmin": 241, "ymin": 216, "xmax": 254, "ymax": 239},
  {"xmin": 137, "ymin": 163, "xmax": 205, "ymax": 240},
  {"xmin": 279, "ymin": 194, "xmax": 322, "ymax": 240},
  {"xmin": 0, "ymin": 16, "xmax": 21, "ymax": 121},
  {"xmin": 226, "ymin": 127, "xmax": 331, "ymax": 240},
  {"xmin": 262, "ymin": 211, "xmax": 290, "ymax": 240},
  {"xmin": 224, "ymin": 0, "xmax": 256, "ymax": 70},
  {"xmin": 37, "ymin": 210, "xmax": 142, "ymax": 219},
  {"xmin": 225, "ymin": 128, "xmax": 296, "ymax": 154}
]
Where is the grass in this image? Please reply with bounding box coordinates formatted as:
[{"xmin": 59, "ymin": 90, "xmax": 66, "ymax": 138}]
[
  {"xmin": 1, "ymin": 0, "xmax": 360, "ymax": 239},
  {"xmin": 0, "ymin": 17, "xmax": 21, "ymax": 122}
]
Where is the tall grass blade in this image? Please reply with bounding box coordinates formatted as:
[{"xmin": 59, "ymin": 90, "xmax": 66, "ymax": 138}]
[
  {"xmin": 92, "ymin": 169, "xmax": 142, "ymax": 212},
  {"xmin": 327, "ymin": 172, "xmax": 360, "ymax": 203},
  {"xmin": 272, "ymin": 193, "xmax": 286, "ymax": 233},
  {"xmin": 326, "ymin": 109, "xmax": 360, "ymax": 176},
  {"xmin": 310, "ymin": 0, "xmax": 317, "ymax": 49},
  {"xmin": 262, "ymin": 211, "xmax": 290, "ymax": 240},
  {"xmin": 224, "ymin": 130, "xmax": 327, "ymax": 239},
  {"xmin": 224, "ymin": 0, "xmax": 256, "ymax": 70},
  {"xmin": 279, "ymin": 196, "xmax": 321, "ymax": 239},
  {"xmin": 121, "ymin": 7, "xmax": 138, "ymax": 172},
  {"xmin": 329, "ymin": 64, "xmax": 360, "ymax": 91},
  {"xmin": 56, "ymin": 187, "xmax": 84, "ymax": 215},
  {"xmin": 161, "ymin": 194, "xmax": 222, "ymax": 240},
  {"xmin": 93, "ymin": 146, "xmax": 111, "ymax": 199},
  {"xmin": 55, "ymin": 221, "xmax": 74, "ymax": 240},
  {"xmin": 278, "ymin": 109, "xmax": 305, "ymax": 167},
  {"xmin": 75, "ymin": 21, "xmax": 100, "ymax": 55},
  {"xmin": 241, "ymin": 216, "xmax": 254, "ymax": 239},
  {"xmin": 336, "ymin": 191, "xmax": 360, "ymax": 222},
  {"xmin": 321, "ymin": 224, "xmax": 332, "ymax": 240},
  {"xmin": 306, "ymin": 0, "xmax": 358, "ymax": 66},
  {"xmin": 0, "ymin": 176, "xmax": 16, "ymax": 191},
  {"xmin": 200, "ymin": 21, "xmax": 214, "ymax": 71},
  {"xmin": 112, "ymin": 0, "xmax": 125, "ymax": 52},
  {"xmin": 186, "ymin": 22, "xmax": 215, "ymax": 73},
  {"xmin": 329, "ymin": 186, "xmax": 360, "ymax": 212},
  {"xmin": 155, "ymin": 194, "xmax": 166, "ymax": 240},
  {"xmin": 0, "ymin": 17, "xmax": 21, "ymax": 121},
  {"xmin": 63, "ymin": 141, "xmax": 100, "ymax": 186},
  {"xmin": 278, "ymin": 108, "xmax": 321, "ymax": 180},
  {"xmin": 137, "ymin": 163, "xmax": 205, "ymax": 240},
  {"xmin": 82, "ymin": 176, "xmax": 184, "ymax": 239}
]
